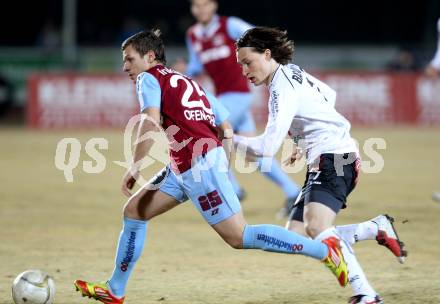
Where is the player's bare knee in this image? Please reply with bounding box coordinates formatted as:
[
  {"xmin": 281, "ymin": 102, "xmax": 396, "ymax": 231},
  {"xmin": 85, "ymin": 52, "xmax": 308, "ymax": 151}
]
[
  {"xmin": 219, "ymin": 230, "xmax": 244, "ymax": 249},
  {"xmin": 123, "ymin": 195, "xmax": 142, "ymax": 219},
  {"xmin": 224, "ymin": 235, "xmax": 244, "ymax": 249},
  {"xmin": 304, "ymin": 222, "xmax": 324, "ymax": 239}
]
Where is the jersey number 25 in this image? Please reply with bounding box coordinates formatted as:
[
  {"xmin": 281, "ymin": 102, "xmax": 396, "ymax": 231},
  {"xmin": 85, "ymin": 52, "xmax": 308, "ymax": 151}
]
[{"xmin": 170, "ymin": 75, "xmax": 213, "ymax": 114}]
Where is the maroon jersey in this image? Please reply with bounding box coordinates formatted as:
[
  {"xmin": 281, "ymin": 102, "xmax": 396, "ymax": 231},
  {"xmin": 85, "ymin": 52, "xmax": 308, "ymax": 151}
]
[
  {"xmin": 187, "ymin": 16, "xmax": 249, "ymax": 95},
  {"xmin": 146, "ymin": 65, "xmax": 222, "ymax": 174}
]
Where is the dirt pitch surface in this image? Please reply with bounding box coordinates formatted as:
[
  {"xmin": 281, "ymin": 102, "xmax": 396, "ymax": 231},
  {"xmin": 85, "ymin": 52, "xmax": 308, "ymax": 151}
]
[{"xmin": 1, "ymin": 127, "xmax": 440, "ymax": 304}]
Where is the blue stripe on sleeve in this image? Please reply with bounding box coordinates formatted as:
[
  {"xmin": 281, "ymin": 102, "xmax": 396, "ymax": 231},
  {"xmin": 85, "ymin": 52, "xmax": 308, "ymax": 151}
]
[
  {"xmin": 226, "ymin": 16, "xmax": 253, "ymax": 40},
  {"xmin": 136, "ymin": 72, "xmax": 161, "ymax": 112},
  {"xmin": 185, "ymin": 37, "xmax": 204, "ymax": 77}
]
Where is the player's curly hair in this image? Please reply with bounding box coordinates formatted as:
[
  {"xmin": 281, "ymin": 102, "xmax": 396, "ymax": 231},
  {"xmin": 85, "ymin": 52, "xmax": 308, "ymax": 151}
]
[
  {"xmin": 236, "ymin": 27, "xmax": 294, "ymax": 65},
  {"xmin": 121, "ymin": 28, "xmax": 166, "ymax": 64}
]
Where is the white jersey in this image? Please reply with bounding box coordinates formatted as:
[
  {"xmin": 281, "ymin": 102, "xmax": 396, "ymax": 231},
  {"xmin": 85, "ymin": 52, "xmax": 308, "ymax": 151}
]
[
  {"xmin": 234, "ymin": 64, "xmax": 358, "ymax": 164},
  {"xmin": 430, "ymin": 18, "xmax": 440, "ymax": 69}
]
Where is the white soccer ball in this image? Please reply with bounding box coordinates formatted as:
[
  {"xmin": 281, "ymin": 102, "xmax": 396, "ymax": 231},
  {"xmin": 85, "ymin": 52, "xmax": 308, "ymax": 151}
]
[{"xmin": 11, "ymin": 270, "xmax": 56, "ymax": 304}]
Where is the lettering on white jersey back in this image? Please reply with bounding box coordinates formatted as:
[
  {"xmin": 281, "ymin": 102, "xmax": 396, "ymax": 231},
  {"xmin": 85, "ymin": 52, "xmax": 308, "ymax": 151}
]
[
  {"xmin": 289, "ymin": 64, "xmax": 303, "ymax": 84},
  {"xmin": 266, "ymin": 64, "xmax": 358, "ymax": 164},
  {"xmin": 288, "ymin": 64, "xmax": 329, "ymax": 103}
]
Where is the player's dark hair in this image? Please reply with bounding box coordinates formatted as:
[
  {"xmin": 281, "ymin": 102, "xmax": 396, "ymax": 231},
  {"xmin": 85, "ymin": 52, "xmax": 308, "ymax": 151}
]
[
  {"xmin": 236, "ymin": 27, "xmax": 294, "ymax": 65},
  {"xmin": 121, "ymin": 28, "xmax": 166, "ymax": 64}
]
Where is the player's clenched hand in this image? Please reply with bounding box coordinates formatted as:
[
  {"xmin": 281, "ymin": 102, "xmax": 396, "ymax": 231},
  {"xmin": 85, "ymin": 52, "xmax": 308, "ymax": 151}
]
[
  {"xmin": 121, "ymin": 167, "xmax": 139, "ymax": 197},
  {"xmin": 283, "ymin": 148, "xmax": 303, "ymax": 166}
]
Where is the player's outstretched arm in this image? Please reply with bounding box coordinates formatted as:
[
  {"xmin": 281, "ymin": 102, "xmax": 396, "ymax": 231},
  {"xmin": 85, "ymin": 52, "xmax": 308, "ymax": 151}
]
[
  {"xmin": 233, "ymin": 83, "xmax": 298, "ymax": 158},
  {"xmin": 121, "ymin": 107, "xmax": 161, "ymax": 197}
]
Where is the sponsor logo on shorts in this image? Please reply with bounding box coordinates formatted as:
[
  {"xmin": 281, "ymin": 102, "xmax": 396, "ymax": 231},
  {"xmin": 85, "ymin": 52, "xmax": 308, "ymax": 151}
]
[{"xmin": 198, "ymin": 190, "xmax": 223, "ymax": 213}]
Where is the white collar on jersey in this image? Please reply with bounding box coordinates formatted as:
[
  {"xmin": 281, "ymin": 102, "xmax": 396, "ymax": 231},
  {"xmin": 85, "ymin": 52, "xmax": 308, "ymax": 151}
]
[
  {"xmin": 194, "ymin": 14, "xmax": 221, "ymax": 39},
  {"xmin": 269, "ymin": 64, "xmax": 282, "ymax": 87}
]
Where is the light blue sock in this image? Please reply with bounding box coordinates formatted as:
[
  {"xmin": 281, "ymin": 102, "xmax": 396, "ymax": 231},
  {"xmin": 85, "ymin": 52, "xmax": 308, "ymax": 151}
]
[
  {"xmin": 108, "ymin": 217, "xmax": 147, "ymax": 298},
  {"xmin": 257, "ymin": 157, "xmax": 300, "ymax": 199},
  {"xmin": 242, "ymin": 224, "xmax": 328, "ymax": 260},
  {"xmin": 228, "ymin": 169, "xmax": 244, "ymax": 197}
]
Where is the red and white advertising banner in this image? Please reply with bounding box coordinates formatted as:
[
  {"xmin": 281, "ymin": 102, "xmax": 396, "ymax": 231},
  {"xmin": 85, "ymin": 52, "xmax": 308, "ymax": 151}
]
[
  {"xmin": 28, "ymin": 74, "xmax": 138, "ymax": 128},
  {"xmin": 416, "ymin": 77, "xmax": 440, "ymax": 125},
  {"xmin": 27, "ymin": 72, "xmax": 440, "ymax": 128},
  {"xmin": 319, "ymin": 73, "xmax": 396, "ymax": 125}
]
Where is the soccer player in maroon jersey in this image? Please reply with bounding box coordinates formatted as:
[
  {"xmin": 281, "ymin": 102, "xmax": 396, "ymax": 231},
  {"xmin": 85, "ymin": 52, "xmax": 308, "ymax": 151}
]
[
  {"xmin": 183, "ymin": 0, "xmax": 300, "ymax": 215},
  {"xmin": 425, "ymin": 18, "xmax": 440, "ymax": 201},
  {"xmin": 74, "ymin": 29, "xmax": 348, "ymax": 304}
]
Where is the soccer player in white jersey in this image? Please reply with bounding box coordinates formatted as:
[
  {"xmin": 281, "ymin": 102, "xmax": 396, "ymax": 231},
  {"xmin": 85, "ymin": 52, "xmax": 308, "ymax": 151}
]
[
  {"xmin": 425, "ymin": 18, "xmax": 440, "ymax": 77},
  {"xmin": 234, "ymin": 27, "xmax": 407, "ymax": 304}
]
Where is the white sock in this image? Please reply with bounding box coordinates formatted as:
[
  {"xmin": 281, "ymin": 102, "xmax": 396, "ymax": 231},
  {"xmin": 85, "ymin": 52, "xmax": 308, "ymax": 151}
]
[
  {"xmin": 340, "ymin": 236, "xmax": 376, "ymax": 296},
  {"xmin": 335, "ymin": 220, "xmax": 379, "ymax": 245},
  {"xmin": 316, "ymin": 227, "xmax": 376, "ymax": 297}
]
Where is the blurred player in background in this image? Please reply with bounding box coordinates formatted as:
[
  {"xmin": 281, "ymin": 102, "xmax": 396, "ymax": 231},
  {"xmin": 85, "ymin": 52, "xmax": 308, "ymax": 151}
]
[
  {"xmin": 177, "ymin": 0, "xmax": 300, "ymax": 215},
  {"xmin": 74, "ymin": 29, "xmax": 349, "ymax": 304},
  {"xmin": 234, "ymin": 27, "xmax": 407, "ymax": 304},
  {"xmin": 424, "ymin": 17, "xmax": 440, "ymax": 202},
  {"xmin": 425, "ymin": 17, "xmax": 440, "ymax": 77}
]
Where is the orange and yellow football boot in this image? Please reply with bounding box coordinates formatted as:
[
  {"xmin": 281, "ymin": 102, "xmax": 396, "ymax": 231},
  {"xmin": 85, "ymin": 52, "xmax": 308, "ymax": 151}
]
[
  {"xmin": 321, "ymin": 236, "xmax": 349, "ymax": 287},
  {"xmin": 74, "ymin": 280, "xmax": 124, "ymax": 304}
]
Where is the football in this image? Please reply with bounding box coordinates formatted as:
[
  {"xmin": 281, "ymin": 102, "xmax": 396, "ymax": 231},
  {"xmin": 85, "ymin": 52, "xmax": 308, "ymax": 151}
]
[{"xmin": 11, "ymin": 270, "xmax": 55, "ymax": 304}]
